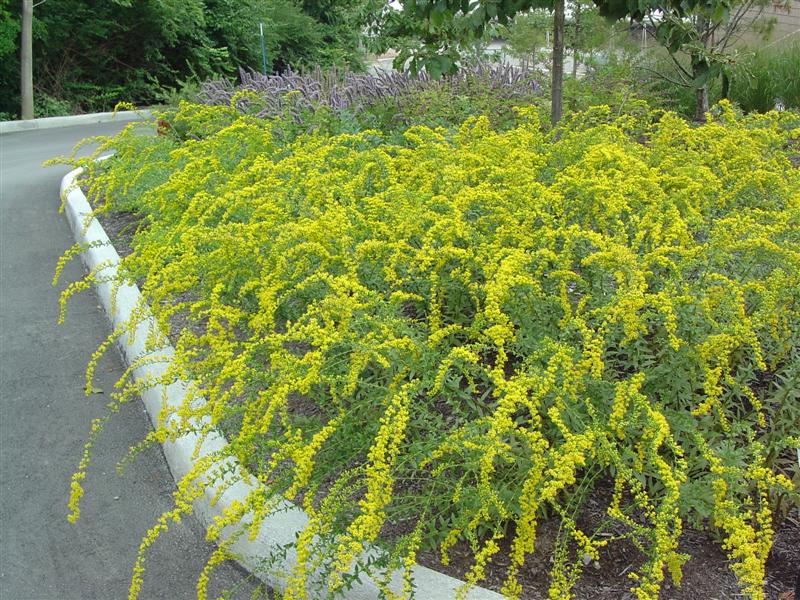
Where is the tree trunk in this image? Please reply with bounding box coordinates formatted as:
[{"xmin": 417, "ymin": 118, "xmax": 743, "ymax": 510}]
[
  {"xmin": 694, "ymin": 85, "xmax": 709, "ymax": 121},
  {"xmin": 721, "ymin": 72, "xmax": 730, "ymax": 100},
  {"xmin": 692, "ymin": 16, "xmax": 710, "ymax": 122},
  {"xmin": 21, "ymin": 0, "xmax": 33, "ymax": 120},
  {"xmin": 571, "ymin": 5, "xmax": 580, "ymax": 79},
  {"xmin": 551, "ymin": 0, "xmax": 565, "ymax": 125}
]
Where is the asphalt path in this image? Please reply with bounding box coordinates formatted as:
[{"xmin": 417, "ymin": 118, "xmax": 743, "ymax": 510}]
[{"xmin": 0, "ymin": 122, "xmax": 259, "ymax": 600}]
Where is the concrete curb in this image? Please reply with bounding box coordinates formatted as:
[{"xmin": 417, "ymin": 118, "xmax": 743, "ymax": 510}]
[
  {"xmin": 2, "ymin": 110, "xmax": 151, "ymax": 135},
  {"xmin": 59, "ymin": 166, "xmax": 503, "ymax": 600}
]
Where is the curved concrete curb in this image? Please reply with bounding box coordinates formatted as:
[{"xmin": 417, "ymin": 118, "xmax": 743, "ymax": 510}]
[
  {"xmin": 59, "ymin": 166, "xmax": 504, "ymax": 600},
  {"xmin": 1, "ymin": 110, "xmax": 151, "ymax": 135}
]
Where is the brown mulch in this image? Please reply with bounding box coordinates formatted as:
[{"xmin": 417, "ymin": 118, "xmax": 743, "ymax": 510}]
[
  {"xmin": 404, "ymin": 479, "xmax": 799, "ymax": 600},
  {"xmin": 97, "ymin": 208, "xmax": 141, "ymax": 258},
  {"xmin": 410, "ymin": 506, "xmax": 799, "ymax": 600}
]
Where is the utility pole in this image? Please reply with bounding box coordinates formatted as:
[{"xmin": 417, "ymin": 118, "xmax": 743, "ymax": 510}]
[{"xmin": 21, "ymin": 0, "xmax": 33, "ymax": 119}]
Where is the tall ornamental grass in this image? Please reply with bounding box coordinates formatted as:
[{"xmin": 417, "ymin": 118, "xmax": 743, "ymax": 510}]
[
  {"xmin": 199, "ymin": 64, "xmax": 541, "ymax": 133},
  {"xmin": 729, "ymin": 40, "xmax": 800, "ymax": 113},
  {"xmin": 57, "ymin": 100, "xmax": 799, "ymax": 600}
]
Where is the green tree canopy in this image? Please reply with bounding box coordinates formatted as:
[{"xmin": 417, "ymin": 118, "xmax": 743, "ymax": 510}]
[
  {"xmin": 0, "ymin": 0, "xmax": 383, "ymax": 119},
  {"xmin": 388, "ymin": 0, "xmax": 780, "ymax": 121}
]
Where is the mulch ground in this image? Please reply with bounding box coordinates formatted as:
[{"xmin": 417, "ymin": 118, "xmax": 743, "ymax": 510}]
[{"xmin": 414, "ymin": 504, "xmax": 799, "ymax": 600}]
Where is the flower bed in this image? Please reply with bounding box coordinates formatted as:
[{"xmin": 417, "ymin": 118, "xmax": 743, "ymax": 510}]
[
  {"xmin": 55, "ymin": 100, "xmax": 800, "ymax": 600},
  {"xmin": 199, "ymin": 64, "xmax": 542, "ymax": 136}
]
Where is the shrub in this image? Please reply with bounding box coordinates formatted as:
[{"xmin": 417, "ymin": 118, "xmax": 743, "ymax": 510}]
[
  {"xmin": 34, "ymin": 93, "xmax": 75, "ymax": 118},
  {"xmin": 57, "ymin": 101, "xmax": 800, "ymax": 600},
  {"xmin": 561, "ymin": 59, "xmax": 666, "ymax": 118},
  {"xmin": 199, "ymin": 64, "xmax": 541, "ymax": 134},
  {"xmin": 0, "ymin": 0, "xmax": 381, "ymax": 118},
  {"xmin": 728, "ymin": 41, "xmax": 800, "ymax": 113},
  {"xmin": 625, "ymin": 41, "xmax": 800, "ymax": 119}
]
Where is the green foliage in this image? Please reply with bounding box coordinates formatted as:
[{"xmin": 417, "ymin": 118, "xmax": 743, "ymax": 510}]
[
  {"xmin": 153, "ymin": 76, "xmax": 203, "ymax": 107},
  {"xmin": 393, "ymin": 0, "xmax": 784, "ymax": 122},
  {"xmin": 299, "ymin": 0, "xmax": 387, "ymax": 67},
  {"xmin": 390, "ymin": 0, "xmax": 615, "ymax": 76},
  {"xmin": 0, "ymin": 0, "xmax": 20, "ymax": 115},
  {"xmin": 57, "ymin": 101, "xmax": 800, "ymax": 599},
  {"xmin": 368, "ymin": 85, "xmax": 523, "ymax": 133},
  {"xmin": 203, "ymin": 0, "xmax": 363, "ymax": 74},
  {"xmin": 518, "ymin": 49, "xmax": 682, "ymax": 118},
  {"xmin": 201, "ymin": 64, "xmax": 542, "ymax": 140},
  {"xmin": 561, "ymin": 62, "xmax": 655, "ymax": 115},
  {"xmin": 564, "ymin": 0, "xmax": 611, "ymax": 57},
  {"xmin": 34, "ymin": 93, "xmax": 74, "ymax": 118},
  {"xmin": 391, "ymin": 0, "xmax": 556, "ymax": 76},
  {"xmin": 0, "ymin": 0, "xmax": 382, "ymax": 118},
  {"xmin": 0, "ymin": 0, "xmax": 19, "ymax": 57},
  {"xmin": 728, "ymin": 41, "xmax": 800, "ymax": 112},
  {"xmin": 605, "ymin": 57, "xmax": 714, "ymax": 119},
  {"xmin": 1, "ymin": 0, "xmax": 220, "ymax": 117},
  {"xmin": 502, "ymin": 10, "xmax": 553, "ymax": 63},
  {"xmin": 603, "ymin": 0, "xmax": 783, "ymax": 119},
  {"xmin": 501, "ymin": 2, "xmax": 616, "ymax": 79},
  {"xmin": 363, "ymin": 71, "xmax": 542, "ymax": 136},
  {"xmin": 617, "ymin": 40, "xmax": 800, "ymax": 119}
]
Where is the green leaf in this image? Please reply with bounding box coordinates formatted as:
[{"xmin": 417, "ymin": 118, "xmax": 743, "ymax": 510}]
[{"xmin": 426, "ymin": 56, "xmax": 443, "ymax": 78}]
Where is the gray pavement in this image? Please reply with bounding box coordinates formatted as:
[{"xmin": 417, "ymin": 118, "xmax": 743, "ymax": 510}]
[{"xmin": 0, "ymin": 123, "xmax": 260, "ymax": 600}]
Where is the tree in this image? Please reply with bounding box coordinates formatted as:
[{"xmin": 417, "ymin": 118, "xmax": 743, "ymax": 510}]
[
  {"xmin": 204, "ymin": 0, "xmax": 325, "ymax": 73},
  {"xmin": 2, "ymin": 0, "xmax": 228, "ymax": 117},
  {"xmin": 600, "ymin": 0, "xmax": 788, "ymax": 120},
  {"xmin": 552, "ymin": 0, "xmax": 564, "ymax": 122},
  {"xmin": 502, "ymin": 2, "xmax": 611, "ymax": 77},
  {"xmin": 391, "ymin": 0, "xmax": 767, "ymax": 124},
  {"xmin": 565, "ymin": 0, "xmax": 610, "ymax": 77},
  {"xmin": 203, "ymin": 0, "xmax": 384, "ymax": 74},
  {"xmin": 1, "ymin": 0, "xmax": 384, "ymax": 118},
  {"xmin": 502, "ymin": 9, "xmax": 551, "ymax": 65},
  {"xmin": 392, "ymin": 0, "xmax": 566, "ymax": 124}
]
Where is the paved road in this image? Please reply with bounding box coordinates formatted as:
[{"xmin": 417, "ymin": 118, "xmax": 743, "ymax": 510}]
[{"xmin": 0, "ymin": 123, "xmax": 259, "ymax": 600}]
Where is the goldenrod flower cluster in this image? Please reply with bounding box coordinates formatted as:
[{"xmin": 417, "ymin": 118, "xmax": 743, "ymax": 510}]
[{"xmin": 56, "ymin": 100, "xmax": 799, "ymax": 599}]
